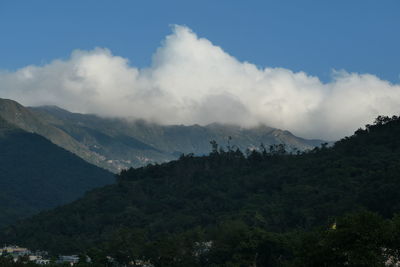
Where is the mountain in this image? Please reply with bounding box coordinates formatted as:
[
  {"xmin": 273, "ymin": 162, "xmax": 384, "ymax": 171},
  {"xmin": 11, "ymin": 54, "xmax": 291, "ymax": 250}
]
[
  {"xmin": 29, "ymin": 105, "xmax": 324, "ymax": 172},
  {"xmin": 0, "ymin": 113, "xmax": 114, "ymax": 227},
  {"xmin": 2, "ymin": 115, "xmax": 399, "ymax": 260},
  {"xmin": 0, "ymin": 98, "xmax": 324, "ymax": 173},
  {"xmin": 0, "ymin": 98, "xmax": 109, "ymax": 169}
]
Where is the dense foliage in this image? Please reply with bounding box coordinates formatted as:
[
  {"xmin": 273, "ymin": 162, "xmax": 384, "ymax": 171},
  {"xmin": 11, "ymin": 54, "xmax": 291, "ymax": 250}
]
[
  {"xmin": 2, "ymin": 115, "xmax": 400, "ymax": 266},
  {"xmin": 0, "ymin": 120, "xmax": 114, "ymax": 227}
]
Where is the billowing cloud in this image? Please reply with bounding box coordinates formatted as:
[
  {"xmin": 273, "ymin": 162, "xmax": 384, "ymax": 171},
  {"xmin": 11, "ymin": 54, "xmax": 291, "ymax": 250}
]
[{"xmin": 1, "ymin": 25, "xmax": 399, "ymax": 140}]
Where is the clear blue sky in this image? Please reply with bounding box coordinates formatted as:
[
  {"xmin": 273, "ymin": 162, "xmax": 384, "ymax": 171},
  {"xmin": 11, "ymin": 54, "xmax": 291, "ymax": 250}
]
[{"xmin": 0, "ymin": 0, "xmax": 399, "ymax": 82}]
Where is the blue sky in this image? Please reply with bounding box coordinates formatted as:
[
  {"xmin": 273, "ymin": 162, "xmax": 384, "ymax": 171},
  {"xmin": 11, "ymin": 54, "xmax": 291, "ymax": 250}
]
[{"xmin": 1, "ymin": 0, "xmax": 399, "ymax": 82}]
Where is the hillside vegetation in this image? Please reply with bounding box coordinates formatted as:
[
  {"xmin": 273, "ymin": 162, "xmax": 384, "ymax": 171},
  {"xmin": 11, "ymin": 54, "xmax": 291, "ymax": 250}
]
[
  {"xmin": 2, "ymin": 116, "xmax": 400, "ymax": 266},
  {"xmin": 0, "ymin": 117, "xmax": 114, "ymax": 227}
]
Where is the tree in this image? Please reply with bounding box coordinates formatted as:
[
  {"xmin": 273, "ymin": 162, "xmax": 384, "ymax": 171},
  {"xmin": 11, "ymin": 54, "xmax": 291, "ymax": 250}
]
[{"xmin": 294, "ymin": 211, "xmax": 392, "ymax": 267}]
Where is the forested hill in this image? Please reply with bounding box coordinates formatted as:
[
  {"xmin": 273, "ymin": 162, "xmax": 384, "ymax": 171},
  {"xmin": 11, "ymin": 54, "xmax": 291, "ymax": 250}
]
[
  {"xmin": 0, "ymin": 117, "xmax": 115, "ymax": 227},
  {"xmin": 2, "ymin": 116, "xmax": 400, "ymax": 260}
]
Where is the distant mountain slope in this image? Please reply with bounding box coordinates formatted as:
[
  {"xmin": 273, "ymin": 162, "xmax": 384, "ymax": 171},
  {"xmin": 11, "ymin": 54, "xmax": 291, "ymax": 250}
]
[
  {"xmin": 0, "ymin": 116, "xmax": 114, "ymax": 227},
  {"xmin": 3, "ymin": 116, "xmax": 400, "ymax": 255},
  {"xmin": 30, "ymin": 105, "xmax": 324, "ymax": 172},
  {"xmin": 0, "ymin": 98, "xmax": 109, "ymax": 169},
  {"xmin": 0, "ymin": 98, "xmax": 325, "ymax": 173}
]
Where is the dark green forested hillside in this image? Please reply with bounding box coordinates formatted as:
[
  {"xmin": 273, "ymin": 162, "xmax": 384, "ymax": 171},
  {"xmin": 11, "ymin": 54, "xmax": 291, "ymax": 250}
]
[
  {"xmin": 2, "ymin": 116, "xmax": 400, "ymax": 266},
  {"xmin": 0, "ymin": 117, "xmax": 114, "ymax": 227}
]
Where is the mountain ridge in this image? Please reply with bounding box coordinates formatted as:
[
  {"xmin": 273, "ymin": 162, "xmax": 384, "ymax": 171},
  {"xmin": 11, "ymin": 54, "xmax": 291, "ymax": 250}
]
[
  {"xmin": 0, "ymin": 98, "xmax": 109, "ymax": 169},
  {"xmin": 29, "ymin": 104, "xmax": 325, "ymax": 172},
  {"xmin": 0, "ymin": 98, "xmax": 325, "ymax": 172}
]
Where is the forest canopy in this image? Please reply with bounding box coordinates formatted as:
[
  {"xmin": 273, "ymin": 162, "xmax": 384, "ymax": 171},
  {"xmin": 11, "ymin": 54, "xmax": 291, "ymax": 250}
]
[{"xmin": 2, "ymin": 115, "xmax": 400, "ymax": 266}]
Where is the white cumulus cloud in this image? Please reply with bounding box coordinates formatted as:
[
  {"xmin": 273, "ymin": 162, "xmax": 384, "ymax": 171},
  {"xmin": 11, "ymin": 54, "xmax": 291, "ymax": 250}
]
[{"xmin": 0, "ymin": 25, "xmax": 399, "ymax": 140}]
